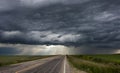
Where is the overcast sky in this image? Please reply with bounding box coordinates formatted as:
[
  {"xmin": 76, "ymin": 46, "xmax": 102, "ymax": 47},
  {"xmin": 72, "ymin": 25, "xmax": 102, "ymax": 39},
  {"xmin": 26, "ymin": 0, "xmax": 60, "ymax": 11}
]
[{"xmin": 0, "ymin": 0, "xmax": 120, "ymax": 55}]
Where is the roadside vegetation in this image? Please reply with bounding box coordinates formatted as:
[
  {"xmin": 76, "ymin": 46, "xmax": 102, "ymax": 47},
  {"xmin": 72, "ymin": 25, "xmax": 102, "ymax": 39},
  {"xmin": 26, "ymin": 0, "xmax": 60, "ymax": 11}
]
[
  {"xmin": 0, "ymin": 55, "xmax": 52, "ymax": 67},
  {"xmin": 67, "ymin": 54, "xmax": 120, "ymax": 73}
]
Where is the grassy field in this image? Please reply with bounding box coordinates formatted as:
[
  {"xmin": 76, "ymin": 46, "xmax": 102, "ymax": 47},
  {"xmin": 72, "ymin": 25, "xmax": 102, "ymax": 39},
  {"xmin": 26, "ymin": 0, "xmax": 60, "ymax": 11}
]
[
  {"xmin": 0, "ymin": 55, "xmax": 52, "ymax": 67},
  {"xmin": 67, "ymin": 54, "xmax": 120, "ymax": 73}
]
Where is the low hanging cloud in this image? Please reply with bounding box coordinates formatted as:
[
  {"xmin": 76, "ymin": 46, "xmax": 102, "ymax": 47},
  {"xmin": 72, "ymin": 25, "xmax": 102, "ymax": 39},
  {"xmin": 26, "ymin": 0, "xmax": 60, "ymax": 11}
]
[{"xmin": 0, "ymin": 31, "xmax": 81, "ymax": 44}]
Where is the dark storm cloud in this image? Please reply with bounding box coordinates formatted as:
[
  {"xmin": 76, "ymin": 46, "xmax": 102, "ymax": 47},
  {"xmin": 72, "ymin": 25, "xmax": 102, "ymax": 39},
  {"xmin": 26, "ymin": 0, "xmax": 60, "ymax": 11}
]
[{"xmin": 0, "ymin": 0, "xmax": 120, "ymax": 54}]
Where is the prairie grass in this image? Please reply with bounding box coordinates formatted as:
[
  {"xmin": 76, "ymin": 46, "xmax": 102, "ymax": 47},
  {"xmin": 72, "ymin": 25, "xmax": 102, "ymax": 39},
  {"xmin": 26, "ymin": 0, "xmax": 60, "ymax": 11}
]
[
  {"xmin": 73, "ymin": 55, "xmax": 120, "ymax": 65},
  {"xmin": 0, "ymin": 55, "xmax": 51, "ymax": 67},
  {"xmin": 67, "ymin": 55, "xmax": 120, "ymax": 73}
]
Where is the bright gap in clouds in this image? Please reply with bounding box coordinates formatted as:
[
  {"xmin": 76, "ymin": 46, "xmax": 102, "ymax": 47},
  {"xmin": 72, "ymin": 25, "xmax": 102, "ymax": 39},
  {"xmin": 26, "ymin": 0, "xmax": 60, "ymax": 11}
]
[
  {"xmin": 115, "ymin": 50, "xmax": 120, "ymax": 54},
  {"xmin": 19, "ymin": 45, "xmax": 70, "ymax": 55},
  {"xmin": 0, "ymin": 44, "xmax": 70, "ymax": 55}
]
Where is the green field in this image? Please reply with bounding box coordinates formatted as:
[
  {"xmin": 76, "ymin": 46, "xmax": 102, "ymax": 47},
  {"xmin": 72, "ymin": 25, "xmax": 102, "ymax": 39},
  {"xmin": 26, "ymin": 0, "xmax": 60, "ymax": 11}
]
[
  {"xmin": 67, "ymin": 54, "xmax": 120, "ymax": 73},
  {"xmin": 0, "ymin": 55, "xmax": 51, "ymax": 67}
]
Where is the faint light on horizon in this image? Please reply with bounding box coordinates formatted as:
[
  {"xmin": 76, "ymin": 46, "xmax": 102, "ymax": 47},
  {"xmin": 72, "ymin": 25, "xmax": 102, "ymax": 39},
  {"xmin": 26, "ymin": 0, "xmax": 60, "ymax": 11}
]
[
  {"xmin": 115, "ymin": 50, "xmax": 120, "ymax": 54},
  {"xmin": 0, "ymin": 43, "xmax": 71, "ymax": 55}
]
